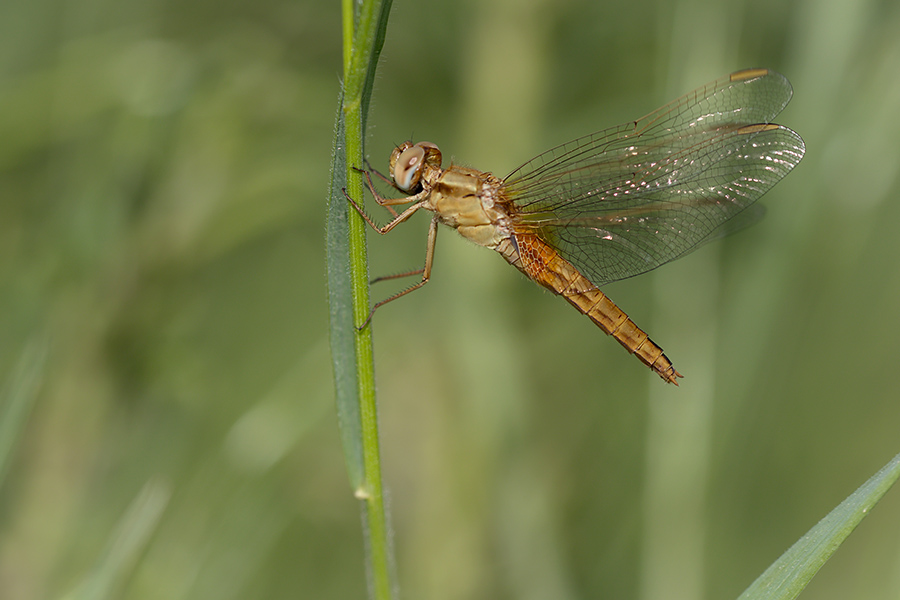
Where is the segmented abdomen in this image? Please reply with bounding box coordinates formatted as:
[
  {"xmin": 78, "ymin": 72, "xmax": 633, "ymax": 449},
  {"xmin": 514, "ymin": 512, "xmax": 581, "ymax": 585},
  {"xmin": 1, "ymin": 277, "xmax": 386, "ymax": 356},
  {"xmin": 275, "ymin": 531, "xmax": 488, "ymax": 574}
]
[{"xmin": 496, "ymin": 231, "xmax": 682, "ymax": 385}]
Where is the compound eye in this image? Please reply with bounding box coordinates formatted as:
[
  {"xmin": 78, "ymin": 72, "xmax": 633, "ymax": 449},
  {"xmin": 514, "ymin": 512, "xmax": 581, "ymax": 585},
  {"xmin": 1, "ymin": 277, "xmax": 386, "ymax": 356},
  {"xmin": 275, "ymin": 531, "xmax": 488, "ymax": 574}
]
[{"xmin": 393, "ymin": 144, "xmax": 426, "ymax": 192}]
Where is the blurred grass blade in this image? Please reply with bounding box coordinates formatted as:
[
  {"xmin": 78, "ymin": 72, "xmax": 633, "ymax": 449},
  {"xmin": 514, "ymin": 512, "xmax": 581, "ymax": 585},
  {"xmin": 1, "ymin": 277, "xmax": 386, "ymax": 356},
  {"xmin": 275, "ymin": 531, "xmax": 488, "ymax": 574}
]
[
  {"xmin": 738, "ymin": 451, "xmax": 900, "ymax": 600},
  {"xmin": 62, "ymin": 480, "xmax": 171, "ymax": 600},
  {"xmin": 0, "ymin": 339, "xmax": 47, "ymax": 490}
]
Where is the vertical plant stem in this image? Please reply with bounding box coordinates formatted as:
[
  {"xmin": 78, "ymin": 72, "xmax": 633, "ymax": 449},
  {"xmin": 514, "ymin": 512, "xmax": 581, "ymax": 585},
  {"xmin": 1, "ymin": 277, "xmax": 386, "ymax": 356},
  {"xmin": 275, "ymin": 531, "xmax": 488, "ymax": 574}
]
[
  {"xmin": 343, "ymin": 81, "xmax": 391, "ymax": 600},
  {"xmin": 327, "ymin": 0, "xmax": 394, "ymax": 598}
]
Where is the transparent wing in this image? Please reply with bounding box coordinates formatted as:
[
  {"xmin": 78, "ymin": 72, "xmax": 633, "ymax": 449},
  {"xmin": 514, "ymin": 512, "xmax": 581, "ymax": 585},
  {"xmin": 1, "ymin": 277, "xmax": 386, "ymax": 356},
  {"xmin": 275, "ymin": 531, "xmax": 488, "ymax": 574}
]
[{"xmin": 500, "ymin": 69, "xmax": 806, "ymax": 285}]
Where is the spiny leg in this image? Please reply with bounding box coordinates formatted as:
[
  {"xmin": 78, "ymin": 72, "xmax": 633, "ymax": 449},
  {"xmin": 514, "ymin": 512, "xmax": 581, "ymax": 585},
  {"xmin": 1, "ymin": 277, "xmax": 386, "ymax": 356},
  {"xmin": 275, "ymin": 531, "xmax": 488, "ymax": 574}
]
[
  {"xmin": 351, "ymin": 165, "xmax": 400, "ymax": 217},
  {"xmin": 344, "ymin": 172, "xmax": 440, "ymax": 328},
  {"xmin": 371, "ymin": 268, "xmax": 425, "ymax": 285},
  {"xmin": 359, "ymin": 215, "xmax": 439, "ymax": 329},
  {"xmin": 346, "ymin": 194, "xmax": 426, "ymax": 285},
  {"xmin": 342, "ymin": 186, "xmax": 428, "ymax": 234},
  {"xmin": 362, "ymin": 159, "xmax": 396, "ymax": 189}
]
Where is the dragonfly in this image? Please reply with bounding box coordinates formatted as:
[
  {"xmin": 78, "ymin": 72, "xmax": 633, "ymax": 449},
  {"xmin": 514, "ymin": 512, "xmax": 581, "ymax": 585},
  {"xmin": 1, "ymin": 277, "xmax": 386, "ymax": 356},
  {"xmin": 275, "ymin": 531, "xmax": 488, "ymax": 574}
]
[{"xmin": 347, "ymin": 68, "xmax": 805, "ymax": 384}]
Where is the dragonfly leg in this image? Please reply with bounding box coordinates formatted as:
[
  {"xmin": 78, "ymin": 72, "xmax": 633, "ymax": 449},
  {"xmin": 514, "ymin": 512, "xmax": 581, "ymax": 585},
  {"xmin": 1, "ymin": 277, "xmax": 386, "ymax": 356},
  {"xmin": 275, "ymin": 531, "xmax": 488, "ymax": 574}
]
[
  {"xmin": 343, "ymin": 186, "xmax": 428, "ymax": 235},
  {"xmin": 371, "ymin": 268, "xmax": 425, "ymax": 285},
  {"xmin": 363, "ymin": 168, "xmax": 400, "ymax": 217},
  {"xmin": 362, "ymin": 159, "xmax": 395, "ymax": 188},
  {"xmin": 359, "ymin": 215, "xmax": 439, "ymax": 329},
  {"xmin": 352, "ymin": 165, "xmax": 400, "ymax": 217}
]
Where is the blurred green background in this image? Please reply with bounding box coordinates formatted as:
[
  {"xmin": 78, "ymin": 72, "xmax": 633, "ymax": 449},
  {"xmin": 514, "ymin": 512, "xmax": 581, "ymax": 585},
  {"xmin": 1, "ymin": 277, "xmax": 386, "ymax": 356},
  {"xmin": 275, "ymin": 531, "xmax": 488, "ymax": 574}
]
[{"xmin": 3, "ymin": 0, "xmax": 900, "ymax": 598}]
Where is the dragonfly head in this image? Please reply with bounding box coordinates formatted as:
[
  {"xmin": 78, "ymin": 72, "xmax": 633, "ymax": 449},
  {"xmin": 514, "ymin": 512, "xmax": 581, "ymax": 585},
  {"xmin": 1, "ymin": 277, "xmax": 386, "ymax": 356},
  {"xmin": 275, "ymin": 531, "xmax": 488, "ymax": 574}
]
[{"xmin": 390, "ymin": 141, "xmax": 442, "ymax": 192}]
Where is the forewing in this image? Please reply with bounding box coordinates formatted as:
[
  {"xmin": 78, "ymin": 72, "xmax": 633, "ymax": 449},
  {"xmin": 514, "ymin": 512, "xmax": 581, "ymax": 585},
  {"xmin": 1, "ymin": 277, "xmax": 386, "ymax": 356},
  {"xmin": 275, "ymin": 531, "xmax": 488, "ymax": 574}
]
[{"xmin": 500, "ymin": 70, "xmax": 806, "ymax": 285}]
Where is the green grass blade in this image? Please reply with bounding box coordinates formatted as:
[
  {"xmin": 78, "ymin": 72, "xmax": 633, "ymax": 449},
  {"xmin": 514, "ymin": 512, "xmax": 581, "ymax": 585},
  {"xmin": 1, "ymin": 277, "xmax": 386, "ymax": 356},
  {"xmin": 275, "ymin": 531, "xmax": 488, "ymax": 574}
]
[
  {"xmin": 326, "ymin": 98, "xmax": 364, "ymax": 488},
  {"xmin": 327, "ymin": 0, "xmax": 396, "ymax": 598},
  {"xmin": 738, "ymin": 451, "xmax": 900, "ymax": 600},
  {"xmin": 358, "ymin": 1, "xmax": 391, "ymax": 131},
  {"xmin": 326, "ymin": 0, "xmax": 393, "ymax": 496}
]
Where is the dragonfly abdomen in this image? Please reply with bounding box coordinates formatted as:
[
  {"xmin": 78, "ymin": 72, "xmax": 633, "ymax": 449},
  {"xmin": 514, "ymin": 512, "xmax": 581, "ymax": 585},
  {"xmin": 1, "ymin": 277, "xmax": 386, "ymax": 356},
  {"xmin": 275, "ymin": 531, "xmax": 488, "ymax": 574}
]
[
  {"xmin": 502, "ymin": 231, "xmax": 682, "ymax": 385},
  {"xmin": 563, "ymin": 286, "xmax": 682, "ymax": 385}
]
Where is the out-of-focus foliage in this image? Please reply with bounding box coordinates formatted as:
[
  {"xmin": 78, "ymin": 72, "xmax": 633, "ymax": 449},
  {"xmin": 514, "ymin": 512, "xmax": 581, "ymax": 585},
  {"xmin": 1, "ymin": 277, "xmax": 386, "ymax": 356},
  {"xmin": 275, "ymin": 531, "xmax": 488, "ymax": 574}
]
[{"xmin": 1, "ymin": 0, "xmax": 899, "ymax": 598}]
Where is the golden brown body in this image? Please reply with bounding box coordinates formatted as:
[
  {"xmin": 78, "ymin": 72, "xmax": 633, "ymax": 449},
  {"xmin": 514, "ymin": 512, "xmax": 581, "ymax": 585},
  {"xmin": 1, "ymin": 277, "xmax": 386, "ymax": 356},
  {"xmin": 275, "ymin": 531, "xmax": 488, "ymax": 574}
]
[
  {"xmin": 355, "ymin": 141, "xmax": 684, "ymax": 384},
  {"xmin": 497, "ymin": 231, "xmax": 681, "ymax": 383},
  {"xmin": 348, "ymin": 69, "xmax": 805, "ymax": 384}
]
